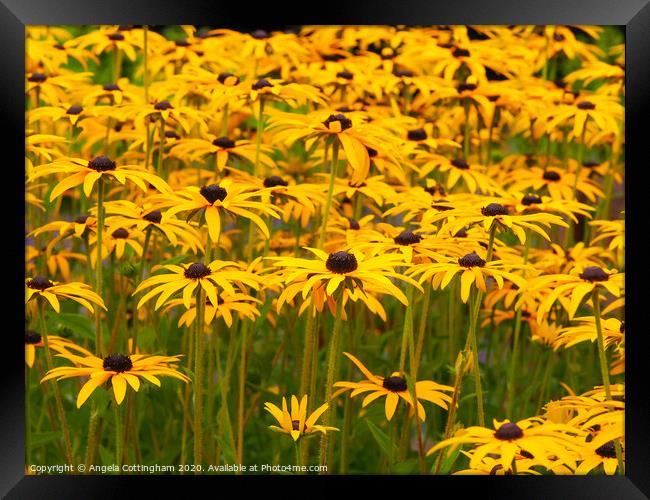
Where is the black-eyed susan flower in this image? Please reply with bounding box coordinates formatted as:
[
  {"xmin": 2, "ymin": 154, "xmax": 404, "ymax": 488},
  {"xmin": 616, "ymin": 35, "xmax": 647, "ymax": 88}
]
[
  {"xmin": 264, "ymin": 394, "xmax": 338, "ymax": 441},
  {"xmin": 269, "ymin": 247, "xmax": 420, "ymax": 316},
  {"xmin": 25, "ymin": 276, "xmax": 106, "ymax": 313},
  {"xmin": 134, "ymin": 260, "xmax": 261, "ymax": 311},
  {"xmin": 427, "ymin": 418, "xmax": 587, "ymax": 472},
  {"xmin": 333, "ymin": 352, "xmax": 453, "ymax": 421},
  {"xmin": 152, "ymin": 178, "xmax": 281, "ymax": 243},
  {"xmin": 426, "ymin": 201, "xmax": 568, "ymax": 244},
  {"xmin": 529, "ymin": 265, "xmax": 623, "ymax": 321},
  {"xmin": 25, "ymin": 330, "xmax": 92, "ymax": 368},
  {"xmin": 41, "ymin": 350, "xmax": 190, "ymax": 407},
  {"xmin": 408, "ymin": 251, "xmax": 528, "ymax": 303},
  {"xmin": 28, "ymin": 155, "xmax": 172, "ymax": 200}
]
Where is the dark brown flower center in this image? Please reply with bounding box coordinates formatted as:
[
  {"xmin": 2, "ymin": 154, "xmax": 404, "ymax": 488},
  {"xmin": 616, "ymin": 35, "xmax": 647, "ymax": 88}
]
[
  {"xmin": 494, "ymin": 422, "xmax": 524, "ymax": 440},
  {"xmin": 291, "ymin": 419, "xmax": 301, "ymax": 431},
  {"xmin": 452, "ymin": 47, "xmax": 470, "ymax": 58},
  {"xmin": 28, "ymin": 72, "xmax": 47, "ymax": 83},
  {"xmin": 454, "ymin": 228, "xmax": 468, "ymax": 238},
  {"xmin": 66, "ymin": 105, "xmax": 83, "ymax": 115},
  {"xmin": 108, "ymin": 33, "xmax": 125, "ymax": 41},
  {"xmin": 200, "ymin": 184, "xmax": 228, "ymax": 204},
  {"xmin": 25, "ymin": 329, "xmax": 42, "ymax": 344},
  {"xmin": 323, "ymin": 113, "xmax": 352, "ymax": 131},
  {"xmin": 407, "ymin": 128, "xmax": 427, "ymax": 141},
  {"xmin": 451, "ymin": 158, "xmax": 470, "ymax": 170},
  {"xmin": 112, "ymin": 228, "xmax": 129, "ymax": 239},
  {"xmin": 393, "ymin": 67, "xmax": 414, "ymax": 78},
  {"xmin": 175, "ymin": 39, "xmax": 191, "ymax": 47},
  {"xmin": 577, "ymin": 101, "xmax": 596, "ymax": 110},
  {"xmin": 595, "ymin": 441, "xmax": 617, "ymax": 458},
  {"xmin": 382, "ymin": 376, "xmax": 407, "ymax": 392},
  {"xmin": 143, "ymin": 209, "xmax": 163, "ymax": 224},
  {"xmin": 165, "ymin": 130, "xmax": 180, "ymax": 139},
  {"xmin": 88, "ymin": 155, "xmax": 117, "ymax": 172},
  {"xmin": 263, "ymin": 176, "xmax": 288, "ymax": 188},
  {"xmin": 457, "ymin": 83, "xmax": 477, "ymax": 92},
  {"xmin": 542, "ymin": 170, "xmax": 561, "ymax": 182},
  {"xmin": 75, "ymin": 215, "xmax": 90, "ymax": 224},
  {"xmin": 583, "ymin": 161, "xmax": 601, "ymax": 169},
  {"xmin": 184, "ymin": 263, "xmax": 212, "ymax": 279},
  {"xmin": 579, "ymin": 266, "xmax": 609, "ymax": 282},
  {"xmin": 481, "ymin": 203, "xmax": 509, "ymax": 216},
  {"xmin": 103, "ymin": 353, "xmax": 133, "ymax": 372},
  {"xmin": 325, "ymin": 251, "xmax": 358, "ymax": 274},
  {"xmin": 553, "ymin": 33, "xmax": 566, "ymax": 42},
  {"xmin": 394, "ymin": 231, "xmax": 422, "ymax": 246},
  {"xmin": 458, "ymin": 252, "xmax": 485, "ymax": 268},
  {"xmin": 252, "ymin": 78, "xmax": 273, "ymax": 90},
  {"xmin": 336, "ymin": 70, "xmax": 354, "ymax": 80},
  {"xmin": 27, "ymin": 276, "xmax": 54, "ymax": 290},
  {"xmin": 217, "ymin": 72, "xmax": 240, "ymax": 86},
  {"xmin": 521, "ymin": 194, "xmax": 542, "ymax": 206},
  {"xmin": 154, "ymin": 100, "xmax": 173, "ymax": 110},
  {"xmin": 487, "ymin": 94, "xmax": 500, "ymax": 102},
  {"xmin": 251, "ymin": 30, "xmax": 270, "ymax": 39},
  {"xmin": 348, "ymin": 218, "xmax": 360, "ymax": 230},
  {"xmin": 103, "ymin": 83, "xmax": 121, "ymax": 91},
  {"xmin": 212, "ymin": 136, "xmax": 236, "ymax": 149}
]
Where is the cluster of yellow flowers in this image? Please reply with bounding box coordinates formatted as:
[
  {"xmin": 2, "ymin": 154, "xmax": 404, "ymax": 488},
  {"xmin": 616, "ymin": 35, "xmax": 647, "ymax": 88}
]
[{"xmin": 25, "ymin": 25, "xmax": 624, "ymax": 475}]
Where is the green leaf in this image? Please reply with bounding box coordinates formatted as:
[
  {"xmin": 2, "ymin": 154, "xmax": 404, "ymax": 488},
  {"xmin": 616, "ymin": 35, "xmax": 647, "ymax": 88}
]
[
  {"xmin": 435, "ymin": 443, "xmax": 463, "ymax": 475},
  {"xmin": 393, "ymin": 458, "xmax": 419, "ymax": 474},
  {"xmin": 31, "ymin": 431, "xmax": 63, "ymax": 447},
  {"xmin": 365, "ymin": 419, "xmax": 397, "ymax": 460},
  {"xmin": 49, "ymin": 313, "xmax": 94, "ymax": 341}
]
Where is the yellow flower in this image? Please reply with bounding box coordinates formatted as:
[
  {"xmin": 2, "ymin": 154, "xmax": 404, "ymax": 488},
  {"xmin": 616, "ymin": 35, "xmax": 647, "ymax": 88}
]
[
  {"xmin": 427, "ymin": 418, "xmax": 587, "ymax": 472},
  {"xmin": 269, "ymin": 247, "xmax": 420, "ymax": 316},
  {"xmin": 153, "ymin": 178, "xmax": 281, "ymax": 243},
  {"xmin": 25, "ymin": 276, "xmax": 106, "ymax": 313},
  {"xmin": 333, "ymin": 352, "xmax": 453, "ymax": 421},
  {"xmin": 28, "ymin": 155, "xmax": 172, "ymax": 200},
  {"xmin": 133, "ymin": 260, "xmax": 260, "ymax": 311},
  {"xmin": 408, "ymin": 251, "xmax": 529, "ymax": 303},
  {"xmin": 264, "ymin": 395, "xmax": 338, "ymax": 441},
  {"xmin": 41, "ymin": 350, "xmax": 190, "ymax": 407}
]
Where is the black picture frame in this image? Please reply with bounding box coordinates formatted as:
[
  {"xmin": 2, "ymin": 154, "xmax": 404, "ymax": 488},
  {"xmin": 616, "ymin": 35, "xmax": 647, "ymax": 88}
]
[{"xmin": 4, "ymin": 1, "xmax": 649, "ymax": 497}]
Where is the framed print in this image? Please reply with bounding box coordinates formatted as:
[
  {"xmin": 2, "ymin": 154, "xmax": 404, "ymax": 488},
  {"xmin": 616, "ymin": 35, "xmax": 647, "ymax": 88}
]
[{"xmin": 3, "ymin": 0, "xmax": 649, "ymax": 497}]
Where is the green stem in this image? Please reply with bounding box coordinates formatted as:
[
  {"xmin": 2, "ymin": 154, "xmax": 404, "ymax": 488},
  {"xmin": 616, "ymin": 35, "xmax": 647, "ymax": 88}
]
[
  {"xmin": 193, "ymin": 286, "xmax": 204, "ymax": 470},
  {"xmin": 318, "ymin": 140, "xmax": 340, "ymax": 249},
  {"xmin": 485, "ymin": 106, "xmax": 499, "ymax": 167},
  {"xmin": 113, "ymin": 402, "xmax": 122, "ymax": 468},
  {"xmin": 39, "ymin": 300, "xmax": 74, "ymax": 464},
  {"xmin": 434, "ymin": 353, "xmax": 465, "ymax": 474},
  {"xmin": 592, "ymin": 290, "xmax": 625, "ymax": 474},
  {"xmin": 299, "ymin": 310, "xmax": 316, "ymax": 397},
  {"xmin": 157, "ymin": 116, "xmax": 165, "ymax": 177},
  {"xmin": 253, "ymin": 98, "xmax": 265, "ymax": 177},
  {"xmin": 236, "ymin": 320, "xmax": 249, "ymax": 468},
  {"xmin": 319, "ymin": 294, "xmax": 344, "ymax": 472},
  {"xmin": 399, "ymin": 285, "xmax": 415, "ymax": 374},
  {"xmin": 466, "ymin": 288, "xmax": 485, "ymax": 427},
  {"xmin": 535, "ymin": 348, "xmax": 555, "ymax": 412},
  {"xmin": 414, "ymin": 283, "xmax": 431, "ymax": 376},
  {"xmin": 143, "ymin": 26, "xmax": 149, "ymax": 104},
  {"xmin": 506, "ymin": 233, "xmax": 531, "ymax": 419},
  {"xmin": 95, "ymin": 180, "xmax": 105, "ymax": 356},
  {"xmin": 463, "ymin": 99, "xmax": 471, "ymax": 160},
  {"xmin": 83, "ymin": 403, "xmax": 100, "ymax": 472}
]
